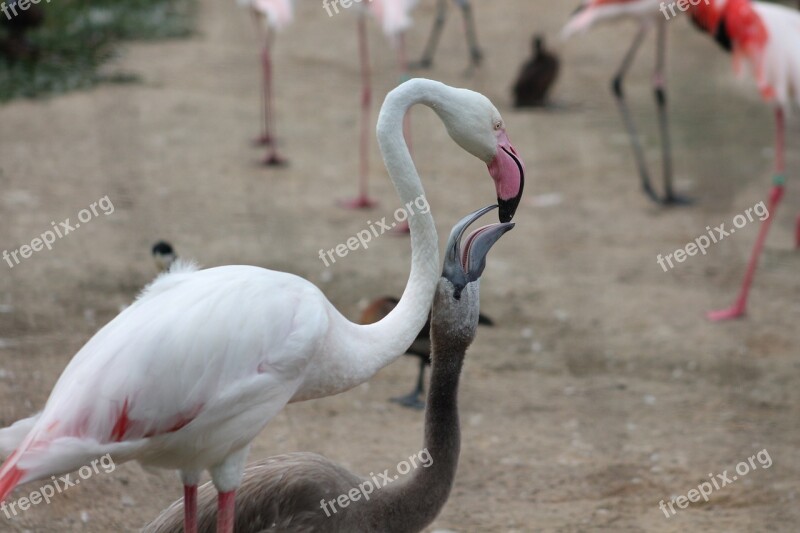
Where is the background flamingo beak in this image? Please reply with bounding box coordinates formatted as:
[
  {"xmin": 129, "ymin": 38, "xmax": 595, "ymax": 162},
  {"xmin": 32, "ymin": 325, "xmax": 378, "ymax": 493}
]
[{"xmin": 488, "ymin": 131, "xmax": 525, "ymax": 223}]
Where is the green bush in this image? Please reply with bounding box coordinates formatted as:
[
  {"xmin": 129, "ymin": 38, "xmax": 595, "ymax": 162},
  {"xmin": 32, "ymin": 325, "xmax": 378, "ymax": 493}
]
[{"xmin": 0, "ymin": 0, "xmax": 195, "ymax": 102}]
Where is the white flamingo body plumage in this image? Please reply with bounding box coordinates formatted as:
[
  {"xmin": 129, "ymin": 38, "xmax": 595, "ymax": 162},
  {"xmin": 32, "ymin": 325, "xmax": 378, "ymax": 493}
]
[
  {"xmin": 730, "ymin": 2, "xmax": 800, "ymax": 110},
  {"xmin": 238, "ymin": 0, "xmax": 293, "ymax": 30},
  {"xmin": 366, "ymin": 0, "xmax": 418, "ymax": 38},
  {"xmin": 0, "ymin": 264, "xmax": 335, "ymax": 484}
]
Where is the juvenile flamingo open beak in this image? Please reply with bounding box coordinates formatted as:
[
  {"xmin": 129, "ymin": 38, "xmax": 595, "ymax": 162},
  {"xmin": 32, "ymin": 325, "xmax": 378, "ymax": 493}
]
[
  {"xmin": 488, "ymin": 131, "xmax": 525, "ymax": 223},
  {"xmin": 443, "ymin": 205, "xmax": 515, "ymax": 298}
]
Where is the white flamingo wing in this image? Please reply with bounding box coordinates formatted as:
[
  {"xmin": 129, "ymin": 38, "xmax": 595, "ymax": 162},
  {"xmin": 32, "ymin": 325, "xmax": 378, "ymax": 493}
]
[
  {"xmin": 752, "ymin": 2, "xmax": 800, "ymax": 109},
  {"xmin": 240, "ymin": 0, "xmax": 294, "ymax": 30},
  {"xmin": 3, "ymin": 265, "xmax": 329, "ymax": 483}
]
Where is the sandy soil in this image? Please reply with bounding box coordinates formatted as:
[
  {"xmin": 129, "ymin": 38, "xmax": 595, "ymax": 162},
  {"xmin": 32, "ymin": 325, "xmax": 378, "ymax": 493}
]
[{"xmin": 0, "ymin": 1, "xmax": 799, "ymax": 531}]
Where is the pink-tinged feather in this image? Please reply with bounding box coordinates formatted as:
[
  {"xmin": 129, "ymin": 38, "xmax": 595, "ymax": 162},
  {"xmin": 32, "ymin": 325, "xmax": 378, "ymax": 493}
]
[
  {"xmin": 0, "ymin": 451, "xmax": 25, "ymax": 503},
  {"xmin": 110, "ymin": 399, "xmax": 132, "ymax": 442}
]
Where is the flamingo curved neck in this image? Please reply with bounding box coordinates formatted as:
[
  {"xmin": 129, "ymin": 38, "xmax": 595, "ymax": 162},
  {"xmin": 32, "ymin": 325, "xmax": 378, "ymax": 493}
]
[
  {"xmin": 356, "ymin": 343, "xmax": 464, "ymax": 532},
  {"xmin": 317, "ymin": 80, "xmax": 451, "ymax": 396}
]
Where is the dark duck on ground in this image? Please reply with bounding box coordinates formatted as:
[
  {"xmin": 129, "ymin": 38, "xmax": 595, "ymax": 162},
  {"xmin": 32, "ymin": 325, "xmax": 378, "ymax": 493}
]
[{"xmin": 513, "ymin": 34, "xmax": 560, "ymax": 108}]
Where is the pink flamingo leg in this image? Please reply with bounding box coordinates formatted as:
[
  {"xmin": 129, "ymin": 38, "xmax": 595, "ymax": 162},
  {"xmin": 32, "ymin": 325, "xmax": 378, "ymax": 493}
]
[
  {"xmin": 340, "ymin": 14, "xmax": 379, "ymax": 209},
  {"xmin": 216, "ymin": 490, "xmax": 236, "ymax": 533},
  {"xmin": 184, "ymin": 484, "xmax": 198, "ymax": 533},
  {"xmin": 261, "ymin": 33, "xmax": 288, "ymax": 167},
  {"xmin": 251, "ymin": 11, "xmax": 271, "ymax": 147},
  {"xmin": 708, "ymin": 108, "xmax": 786, "ymax": 321}
]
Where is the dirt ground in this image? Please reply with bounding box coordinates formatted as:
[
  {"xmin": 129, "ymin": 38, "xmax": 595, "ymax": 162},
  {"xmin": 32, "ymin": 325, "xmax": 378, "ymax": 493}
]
[{"xmin": 0, "ymin": 1, "xmax": 799, "ymax": 531}]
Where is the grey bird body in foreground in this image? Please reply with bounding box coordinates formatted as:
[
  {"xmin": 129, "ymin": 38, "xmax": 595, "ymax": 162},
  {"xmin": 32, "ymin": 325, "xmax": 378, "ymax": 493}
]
[{"xmin": 144, "ymin": 205, "xmax": 513, "ymax": 533}]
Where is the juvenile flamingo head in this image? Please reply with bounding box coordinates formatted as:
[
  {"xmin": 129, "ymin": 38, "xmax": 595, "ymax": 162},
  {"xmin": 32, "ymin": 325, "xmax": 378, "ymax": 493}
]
[
  {"xmin": 435, "ymin": 205, "xmax": 514, "ymax": 351},
  {"xmin": 433, "ymin": 87, "xmax": 526, "ymax": 223}
]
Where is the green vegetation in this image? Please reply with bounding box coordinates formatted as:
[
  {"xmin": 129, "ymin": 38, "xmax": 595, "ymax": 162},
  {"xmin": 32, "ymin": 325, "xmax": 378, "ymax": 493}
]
[{"xmin": 0, "ymin": 0, "xmax": 195, "ymax": 102}]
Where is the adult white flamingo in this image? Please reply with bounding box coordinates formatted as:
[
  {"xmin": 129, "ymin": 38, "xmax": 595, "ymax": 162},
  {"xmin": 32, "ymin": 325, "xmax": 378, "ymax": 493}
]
[
  {"xmin": 413, "ymin": 0, "xmax": 484, "ymax": 73},
  {"xmin": 144, "ymin": 204, "xmax": 513, "ymax": 533},
  {"xmin": 562, "ymin": 0, "xmax": 687, "ymax": 204},
  {"xmin": 686, "ymin": 0, "xmax": 800, "ymax": 320},
  {"xmin": 340, "ymin": 0, "xmax": 417, "ymax": 209},
  {"xmin": 0, "ymin": 79, "xmax": 525, "ymax": 533},
  {"xmin": 238, "ymin": 0, "xmax": 293, "ymax": 166}
]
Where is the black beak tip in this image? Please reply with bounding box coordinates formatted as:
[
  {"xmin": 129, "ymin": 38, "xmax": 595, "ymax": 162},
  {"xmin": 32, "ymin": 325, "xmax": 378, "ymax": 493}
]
[{"xmin": 498, "ymin": 198, "xmax": 520, "ymax": 223}]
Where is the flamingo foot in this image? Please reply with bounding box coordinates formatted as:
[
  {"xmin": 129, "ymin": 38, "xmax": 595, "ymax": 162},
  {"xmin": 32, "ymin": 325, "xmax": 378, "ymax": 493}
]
[
  {"xmin": 262, "ymin": 154, "xmax": 289, "ymax": 167},
  {"xmin": 338, "ymin": 195, "xmax": 378, "ymax": 210},
  {"xmin": 707, "ymin": 304, "xmax": 746, "ymax": 322},
  {"xmin": 389, "ymin": 221, "xmax": 411, "ymax": 235},
  {"xmin": 661, "ymin": 193, "xmax": 694, "ymax": 206},
  {"xmin": 462, "ymin": 50, "xmax": 484, "ymax": 77},
  {"xmin": 390, "ymin": 392, "xmax": 425, "ymax": 410}
]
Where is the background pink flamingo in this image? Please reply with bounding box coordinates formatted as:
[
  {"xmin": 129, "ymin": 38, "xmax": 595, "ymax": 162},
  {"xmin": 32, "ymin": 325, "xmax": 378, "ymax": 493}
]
[
  {"xmin": 687, "ymin": 0, "xmax": 800, "ymax": 320},
  {"xmin": 340, "ymin": 0, "xmax": 417, "ymax": 209},
  {"xmin": 563, "ymin": 0, "xmax": 686, "ymax": 205},
  {"xmin": 563, "ymin": 0, "xmax": 800, "ymax": 320},
  {"xmin": 239, "ymin": 0, "xmax": 293, "ymax": 166}
]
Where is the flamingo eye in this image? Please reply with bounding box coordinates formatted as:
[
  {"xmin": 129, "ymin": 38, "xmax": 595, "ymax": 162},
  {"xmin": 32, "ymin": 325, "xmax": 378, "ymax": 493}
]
[{"xmin": 494, "ymin": 121, "xmax": 502, "ymax": 130}]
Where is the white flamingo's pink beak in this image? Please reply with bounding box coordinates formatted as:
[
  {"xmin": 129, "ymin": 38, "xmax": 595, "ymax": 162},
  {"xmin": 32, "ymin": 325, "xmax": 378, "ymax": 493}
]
[{"xmin": 488, "ymin": 131, "xmax": 525, "ymax": 223}]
